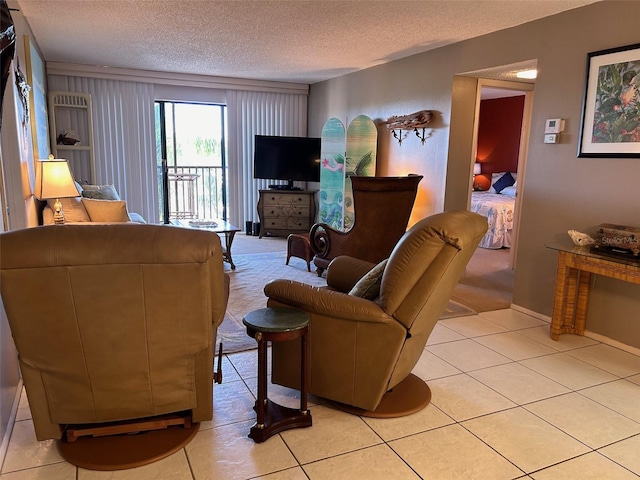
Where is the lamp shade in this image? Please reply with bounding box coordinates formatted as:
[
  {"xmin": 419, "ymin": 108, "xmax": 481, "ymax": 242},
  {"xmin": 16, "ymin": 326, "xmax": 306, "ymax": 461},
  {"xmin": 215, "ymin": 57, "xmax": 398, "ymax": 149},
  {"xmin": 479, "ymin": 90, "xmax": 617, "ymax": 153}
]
[
  {"xmin": 473, "ymin": 162, "xmax": 481, "ymax": 175},
  {"xmin": 34, "ymin": 158, "xmax": 79, "ymax": 200}
]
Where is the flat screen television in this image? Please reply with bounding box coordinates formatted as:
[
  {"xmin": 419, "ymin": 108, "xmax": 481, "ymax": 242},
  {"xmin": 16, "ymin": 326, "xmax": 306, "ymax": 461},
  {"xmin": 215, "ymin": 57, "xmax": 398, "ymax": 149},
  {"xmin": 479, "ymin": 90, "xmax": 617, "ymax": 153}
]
[{"xmin": 253, "ymin": 135, "xmax": 321, "ymax": 189}]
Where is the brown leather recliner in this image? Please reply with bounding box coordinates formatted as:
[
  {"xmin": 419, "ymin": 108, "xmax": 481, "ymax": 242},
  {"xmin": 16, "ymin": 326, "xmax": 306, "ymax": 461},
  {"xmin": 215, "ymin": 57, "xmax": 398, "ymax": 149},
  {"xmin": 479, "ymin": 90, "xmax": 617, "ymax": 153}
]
[
  {"xmin": 0, "ymin": 224, "xmax": 228, "ymax": 444},
  {"xmin": 310, "ymin": 175, "xmax": 422, "ymax": 276},
  {"xmin": 265, "ymin": 210, "xmax": 488, "ymax": 415}
]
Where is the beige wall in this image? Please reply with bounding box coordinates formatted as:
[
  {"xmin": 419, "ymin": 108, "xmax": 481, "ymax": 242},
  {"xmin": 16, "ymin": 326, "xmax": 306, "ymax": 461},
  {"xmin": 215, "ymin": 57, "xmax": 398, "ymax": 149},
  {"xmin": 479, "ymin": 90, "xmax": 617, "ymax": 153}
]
[{"xmin": 308, "ymin": 1, "xmax": 640, "ymax": 348}]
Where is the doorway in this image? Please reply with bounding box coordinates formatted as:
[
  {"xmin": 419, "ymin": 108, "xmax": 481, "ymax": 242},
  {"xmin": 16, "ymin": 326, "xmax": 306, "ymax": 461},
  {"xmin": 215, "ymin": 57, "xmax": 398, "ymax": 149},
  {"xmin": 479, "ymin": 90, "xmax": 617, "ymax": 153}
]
[
  {"xmin": 453, "ymin": 78, "xmax": 534, "ymax": 311},
  {"xmin": 471, "ymin": 80, "xmax": 534, "ymax": 269},
  {"xmin": 155, "ymin": 101, "xmax": 227, "ymax": 223},
  {"xmin": 447, "ymin": 64, "xmax": 536, "ymax": 311}
]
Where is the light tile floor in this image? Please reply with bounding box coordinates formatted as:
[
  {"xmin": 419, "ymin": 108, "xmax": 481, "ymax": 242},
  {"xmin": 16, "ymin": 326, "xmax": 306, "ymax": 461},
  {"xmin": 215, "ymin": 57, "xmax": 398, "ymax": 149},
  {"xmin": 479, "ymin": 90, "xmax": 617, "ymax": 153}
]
[{"xmin": 2, "ymin": 308, "xmax": 640, "ymax": 479}]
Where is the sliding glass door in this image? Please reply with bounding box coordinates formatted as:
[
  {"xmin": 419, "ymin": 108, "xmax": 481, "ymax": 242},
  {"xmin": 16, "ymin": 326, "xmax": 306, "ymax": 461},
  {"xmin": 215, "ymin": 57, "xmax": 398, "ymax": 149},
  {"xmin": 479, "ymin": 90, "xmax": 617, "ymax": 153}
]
[{"xmin": 155, "ymin": 101, "xmax": 227, "ymax": 223}]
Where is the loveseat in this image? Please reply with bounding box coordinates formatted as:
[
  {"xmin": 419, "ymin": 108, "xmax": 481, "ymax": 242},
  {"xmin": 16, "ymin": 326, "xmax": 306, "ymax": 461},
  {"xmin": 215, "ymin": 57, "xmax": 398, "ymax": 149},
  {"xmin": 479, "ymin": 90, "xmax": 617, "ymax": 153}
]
[{"xmin": 39, "ymin": 183, "xmax": 146, "ymax": 225}]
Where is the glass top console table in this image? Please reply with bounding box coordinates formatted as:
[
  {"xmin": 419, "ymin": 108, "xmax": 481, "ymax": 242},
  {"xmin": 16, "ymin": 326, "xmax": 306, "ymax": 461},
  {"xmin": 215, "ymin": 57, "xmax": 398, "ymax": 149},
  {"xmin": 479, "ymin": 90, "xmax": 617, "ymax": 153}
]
[{"xmin": 546, "ymin": 242, "xmax": 640, "ymax": 340}]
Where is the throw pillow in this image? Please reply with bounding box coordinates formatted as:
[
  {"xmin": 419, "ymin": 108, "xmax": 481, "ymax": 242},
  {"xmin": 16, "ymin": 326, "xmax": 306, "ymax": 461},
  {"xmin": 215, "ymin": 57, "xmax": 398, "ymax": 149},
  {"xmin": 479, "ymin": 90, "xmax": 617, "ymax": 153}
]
[
  {"xmin": 46, "ymin": 197, "xmax": 91, "ymax": 223},
  {"xmin": 81, "ymin": 198, "xmax": 130, "ymax": 222},
  {"xmin": 492, "ymin": 171, "xmax": 515, "ymax": 194},
  {"xmin": 81, "ymin": 184, "xmax": 121, "ymax": 200},
  {"xmin": 348, "ymin": 259, "xmax": 388, "ymax": 300},
  {"xmin": 500, "ymin": 185, "xmax": 517, "ymax": 197}
]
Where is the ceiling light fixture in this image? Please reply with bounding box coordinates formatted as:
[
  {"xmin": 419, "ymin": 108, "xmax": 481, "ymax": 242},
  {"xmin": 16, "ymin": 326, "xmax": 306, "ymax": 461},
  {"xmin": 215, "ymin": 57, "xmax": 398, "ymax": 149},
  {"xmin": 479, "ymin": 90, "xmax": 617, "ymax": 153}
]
[{"xmin": 516, "ymin": 69, "xmax": 537, "ymax": 79}]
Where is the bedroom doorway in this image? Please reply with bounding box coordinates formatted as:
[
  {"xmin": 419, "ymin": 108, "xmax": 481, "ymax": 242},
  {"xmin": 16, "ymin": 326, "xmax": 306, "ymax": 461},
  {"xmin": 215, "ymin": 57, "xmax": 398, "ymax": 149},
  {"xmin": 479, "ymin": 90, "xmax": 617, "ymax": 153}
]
[
  {"xmin": 472, "ymin": 79, "xmax": 534, "ymax": 270},
  {"xmin": 447, "ymin": 64, "xmax": 536, "ymax": 311}
]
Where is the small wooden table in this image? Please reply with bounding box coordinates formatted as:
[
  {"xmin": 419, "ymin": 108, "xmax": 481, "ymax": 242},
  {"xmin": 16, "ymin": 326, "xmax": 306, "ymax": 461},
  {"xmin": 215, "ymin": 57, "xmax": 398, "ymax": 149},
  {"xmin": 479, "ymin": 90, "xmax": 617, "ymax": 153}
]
[
  {"xmin": 170, "ymin": 219, "xmax": 241, "ymax": 269},
  {"xmin": 547, "ymin": 243, "xmax": 640, "ymax": 340},
  {"xmin": 242, "ymin": 308, "xmax": 312, "ymax": 443}
]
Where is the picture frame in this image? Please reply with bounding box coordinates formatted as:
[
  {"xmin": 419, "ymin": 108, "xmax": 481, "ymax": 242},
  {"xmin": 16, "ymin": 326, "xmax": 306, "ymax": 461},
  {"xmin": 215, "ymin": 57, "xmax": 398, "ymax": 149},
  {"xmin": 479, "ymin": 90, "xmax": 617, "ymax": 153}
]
[
  {"xmin": 23, "ymin": 35, "xmax": 51, "ymax": 161},
  {"xmin": 577, "ymin": 42, "xmax": 640, "ymax": 158}
]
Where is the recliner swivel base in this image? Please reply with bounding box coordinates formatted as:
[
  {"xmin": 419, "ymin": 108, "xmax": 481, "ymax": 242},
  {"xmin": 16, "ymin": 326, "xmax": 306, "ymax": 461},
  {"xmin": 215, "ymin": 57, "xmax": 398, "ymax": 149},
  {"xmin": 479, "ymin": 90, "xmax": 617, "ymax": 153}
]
[{"xmin": 333, "ymin": 374, "xmax": 432, "ymax": 418}]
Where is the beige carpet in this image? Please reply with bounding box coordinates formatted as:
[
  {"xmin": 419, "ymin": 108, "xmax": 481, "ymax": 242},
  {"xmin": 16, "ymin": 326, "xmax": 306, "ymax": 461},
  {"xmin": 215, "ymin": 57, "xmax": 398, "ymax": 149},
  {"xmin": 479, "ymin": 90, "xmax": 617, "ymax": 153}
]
[
  {"xmin": 219, "ymin": 241, "xmax": 477, "ymax": 354},
  {"xmin": 220, "ymin": 251, "xmax": 327, "ymax": 353}
]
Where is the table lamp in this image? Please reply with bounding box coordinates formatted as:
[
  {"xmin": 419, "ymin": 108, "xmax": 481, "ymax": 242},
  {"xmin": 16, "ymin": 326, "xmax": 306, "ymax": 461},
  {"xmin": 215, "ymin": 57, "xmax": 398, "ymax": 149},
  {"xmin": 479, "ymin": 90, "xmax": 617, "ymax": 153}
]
[
  {"xmin": 473, "ymin": 162, "xmax": 482, "ymax": 190},
  {"xmin": 33, "ymin": 155, "xmax": 80, "ymax": 224}
]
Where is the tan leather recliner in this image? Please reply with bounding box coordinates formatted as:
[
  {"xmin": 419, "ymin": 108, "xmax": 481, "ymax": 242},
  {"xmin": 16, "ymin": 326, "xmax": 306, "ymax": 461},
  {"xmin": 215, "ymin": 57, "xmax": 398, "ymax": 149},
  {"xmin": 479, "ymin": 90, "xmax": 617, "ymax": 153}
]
[
  {"xmin": 265, "ymin": 210, "xmax": 488, "ymax": 413},
  {"xmin": 0, "ymin": 224, "xmax": 228, "ymax": 441}
]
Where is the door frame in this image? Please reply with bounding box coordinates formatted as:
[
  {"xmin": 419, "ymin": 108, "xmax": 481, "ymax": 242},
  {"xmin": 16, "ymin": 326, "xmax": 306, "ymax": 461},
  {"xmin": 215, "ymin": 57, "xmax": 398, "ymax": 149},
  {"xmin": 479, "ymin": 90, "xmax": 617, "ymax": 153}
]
[{"xmin": 470, "ymin": 78, "xmax": 534, "ymax": 269}]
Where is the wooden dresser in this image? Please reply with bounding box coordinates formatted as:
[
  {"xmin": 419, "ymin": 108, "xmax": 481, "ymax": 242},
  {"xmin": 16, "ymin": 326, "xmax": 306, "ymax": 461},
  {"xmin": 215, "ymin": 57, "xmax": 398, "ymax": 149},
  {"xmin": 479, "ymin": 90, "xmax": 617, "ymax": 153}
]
[{"xmin": 257, "ymin": 190, "xmax": 317, "ymax": 238}]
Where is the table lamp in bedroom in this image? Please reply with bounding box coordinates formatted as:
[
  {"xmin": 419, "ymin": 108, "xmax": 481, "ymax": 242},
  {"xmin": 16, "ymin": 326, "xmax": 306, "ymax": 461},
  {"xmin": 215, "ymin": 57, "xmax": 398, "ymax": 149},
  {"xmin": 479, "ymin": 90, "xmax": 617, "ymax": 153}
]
[
  {"xmin": 473, "ymin": 162, "xmax": 482, "ymax": 190},
  {"xmin": 34, "ymin": 155, "xmax": 80, "ymax": 224}
]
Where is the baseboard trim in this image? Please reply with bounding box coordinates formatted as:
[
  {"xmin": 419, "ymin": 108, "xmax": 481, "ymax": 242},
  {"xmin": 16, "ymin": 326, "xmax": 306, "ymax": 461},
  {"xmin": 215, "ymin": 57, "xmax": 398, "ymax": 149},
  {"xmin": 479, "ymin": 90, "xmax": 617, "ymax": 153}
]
[
  {"xmin": 583, "ymin": 331, "xmax": 640, "ymax": 357},
  {"xmin": 510, "ymin": 304, "xmax": 640, "ymax": 356},
  {"xmin": 0, "ymin": 379, "xmax": 23, "ymax": 472},
  {"xmin": 510, "ymin": 303, "xmax": 551, "ymax": 323}
]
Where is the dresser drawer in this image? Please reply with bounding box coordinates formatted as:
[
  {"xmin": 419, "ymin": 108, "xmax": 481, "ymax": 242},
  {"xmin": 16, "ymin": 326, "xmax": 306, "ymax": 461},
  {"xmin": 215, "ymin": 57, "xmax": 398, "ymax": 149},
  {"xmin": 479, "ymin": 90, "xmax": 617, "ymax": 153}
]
[
  {"xmin": 262, "ymin": 193, "xmax": 311, "ymax": 207},
  {"xmin": 263, "ymin": 217, "xmax": 310, "ymax": 230},
  {"xmin": 263, "ymin": 205, "xmax": 309, "ymax": 218}
]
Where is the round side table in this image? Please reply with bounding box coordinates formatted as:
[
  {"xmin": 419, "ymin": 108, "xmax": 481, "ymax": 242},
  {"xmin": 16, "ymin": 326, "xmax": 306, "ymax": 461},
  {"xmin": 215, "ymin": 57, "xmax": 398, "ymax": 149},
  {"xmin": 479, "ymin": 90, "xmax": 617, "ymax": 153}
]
[{"xmin": 242, "ymin": 308, "xmax": 312, "ymax": 443}]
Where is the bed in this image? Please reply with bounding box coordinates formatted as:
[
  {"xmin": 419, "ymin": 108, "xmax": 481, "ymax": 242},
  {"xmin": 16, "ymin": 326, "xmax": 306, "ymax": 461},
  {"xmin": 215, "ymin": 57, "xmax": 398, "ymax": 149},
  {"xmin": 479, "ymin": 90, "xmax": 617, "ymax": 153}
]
[{"xmin": 470, "ymin": 171, "xmax": 517, "ymax": 249}]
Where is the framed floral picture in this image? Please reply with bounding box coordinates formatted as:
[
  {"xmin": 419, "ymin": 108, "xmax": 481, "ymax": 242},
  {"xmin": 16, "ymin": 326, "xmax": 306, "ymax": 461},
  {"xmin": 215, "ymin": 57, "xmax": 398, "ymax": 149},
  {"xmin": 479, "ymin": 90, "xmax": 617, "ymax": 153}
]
[{"xmin": 578, "ymin": 43, "xmax": 640, "ymax": 158}]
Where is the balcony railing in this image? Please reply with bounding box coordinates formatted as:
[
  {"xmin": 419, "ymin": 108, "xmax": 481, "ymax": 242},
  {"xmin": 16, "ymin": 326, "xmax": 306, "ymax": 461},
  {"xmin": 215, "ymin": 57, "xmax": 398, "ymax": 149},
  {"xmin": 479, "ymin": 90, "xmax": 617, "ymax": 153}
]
[{"xmin": 161, "ymin": 165, "xmax": 225, "ymax": 220}]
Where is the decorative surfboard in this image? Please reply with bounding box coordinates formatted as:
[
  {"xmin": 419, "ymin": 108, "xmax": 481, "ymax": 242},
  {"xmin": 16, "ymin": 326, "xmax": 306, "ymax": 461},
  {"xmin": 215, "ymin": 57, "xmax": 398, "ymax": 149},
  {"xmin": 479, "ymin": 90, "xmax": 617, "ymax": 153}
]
[
  {"xmin": 319, "ymin": 117, "xmax": 346, "ymax": 229},
  {"xmin": 343, "ymin": 115, "xmax": 377, "ymax": 229}
]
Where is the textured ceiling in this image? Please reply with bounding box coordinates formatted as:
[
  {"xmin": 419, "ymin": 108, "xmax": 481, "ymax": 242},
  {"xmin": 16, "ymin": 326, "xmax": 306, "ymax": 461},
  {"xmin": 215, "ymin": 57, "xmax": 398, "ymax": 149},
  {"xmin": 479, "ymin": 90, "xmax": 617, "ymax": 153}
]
[{"xmin": 14, "ymin": 0, "xmax": 599, "ymax": 85}]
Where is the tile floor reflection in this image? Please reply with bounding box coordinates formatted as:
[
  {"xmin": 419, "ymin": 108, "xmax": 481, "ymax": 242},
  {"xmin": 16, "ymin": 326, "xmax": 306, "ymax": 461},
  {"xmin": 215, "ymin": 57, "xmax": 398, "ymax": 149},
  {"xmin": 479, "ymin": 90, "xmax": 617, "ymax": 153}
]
[{"xmin": 2, "ymin": 308, "xmax": 640, "ymax": 479}]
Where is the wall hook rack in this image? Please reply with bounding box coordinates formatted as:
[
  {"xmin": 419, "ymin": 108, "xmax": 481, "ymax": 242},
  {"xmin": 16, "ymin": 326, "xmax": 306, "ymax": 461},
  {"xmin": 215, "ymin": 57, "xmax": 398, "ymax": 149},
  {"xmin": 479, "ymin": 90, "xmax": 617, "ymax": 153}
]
[
  {"xmin": 391, "ymin": 128, "xmax": 410, "ymax": 145},
  {"xmin": 380, "ymin": 110, "xmax": 433, "ymax": 146},
  {"xmin": 414, "ymin": 127, "xmax": 430, "ymax": 144}
]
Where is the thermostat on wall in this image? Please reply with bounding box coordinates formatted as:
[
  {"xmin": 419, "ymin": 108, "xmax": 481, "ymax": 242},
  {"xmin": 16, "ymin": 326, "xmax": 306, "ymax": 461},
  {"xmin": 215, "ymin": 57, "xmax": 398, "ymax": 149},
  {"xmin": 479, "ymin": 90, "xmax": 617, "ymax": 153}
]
[{"xmin": 545, "ymin": 118, "xmax": 565, "ymax": 134}]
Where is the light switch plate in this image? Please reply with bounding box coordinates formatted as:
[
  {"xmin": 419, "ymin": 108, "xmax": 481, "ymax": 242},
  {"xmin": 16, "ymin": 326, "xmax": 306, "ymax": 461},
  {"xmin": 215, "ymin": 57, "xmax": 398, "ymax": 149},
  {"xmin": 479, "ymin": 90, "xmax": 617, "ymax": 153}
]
[{"xmin": 544, "ymin": 133, "xmax": 559, "ymax": 144}]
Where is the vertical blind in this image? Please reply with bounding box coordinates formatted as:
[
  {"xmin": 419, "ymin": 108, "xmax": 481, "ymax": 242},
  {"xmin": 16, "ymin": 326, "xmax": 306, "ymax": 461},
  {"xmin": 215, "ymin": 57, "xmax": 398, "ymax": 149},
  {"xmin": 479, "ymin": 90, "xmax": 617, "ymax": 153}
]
[
  {"xmin": 226, "ymin": 90, "xmax": 308, "ymax": 227},
  {"xmin": 48, "ymin": 75, "xmax": 158, "ymax": 222}
]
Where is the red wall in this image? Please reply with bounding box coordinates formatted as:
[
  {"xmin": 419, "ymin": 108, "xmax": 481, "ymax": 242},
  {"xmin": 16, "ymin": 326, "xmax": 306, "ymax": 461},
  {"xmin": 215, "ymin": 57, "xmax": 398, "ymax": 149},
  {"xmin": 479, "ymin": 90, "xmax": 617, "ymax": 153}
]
[{"xmin": 475, "ymin": 96, "xmax": 525, "ymax": 190}]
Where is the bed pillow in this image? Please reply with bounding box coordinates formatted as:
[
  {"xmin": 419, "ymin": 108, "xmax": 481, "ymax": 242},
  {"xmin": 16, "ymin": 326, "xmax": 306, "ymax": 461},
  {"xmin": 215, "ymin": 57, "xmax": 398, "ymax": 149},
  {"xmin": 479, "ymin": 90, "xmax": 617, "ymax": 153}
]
[
  {"xmin": 488, "ymin": 172, "xmax": 518, "ymax": 193},
  {"xmin": 81, "ymin": 184, "xmax": 121, "ymax": 200},
  {"xmin": 501, "ymin": 185, "xmax": 517, "ymax": 197},
  {"xmin": 81, "ymin": 198, "xmax": 130, "ymax": 222},
  {"xmin": 349, "ymin": 259, "xmax": 388, "ymax": 300},
  {"xmin": 492, "ymin": 171, "xmax": 515, "ymax": 194}
]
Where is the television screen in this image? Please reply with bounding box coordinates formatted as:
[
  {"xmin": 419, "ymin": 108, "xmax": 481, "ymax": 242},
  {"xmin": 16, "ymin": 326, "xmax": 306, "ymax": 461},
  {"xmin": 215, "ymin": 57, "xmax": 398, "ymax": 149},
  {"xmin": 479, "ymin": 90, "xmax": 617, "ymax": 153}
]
[{"xmin": 254, "ymin": 135, "xmax": 321, "ymax": 185}]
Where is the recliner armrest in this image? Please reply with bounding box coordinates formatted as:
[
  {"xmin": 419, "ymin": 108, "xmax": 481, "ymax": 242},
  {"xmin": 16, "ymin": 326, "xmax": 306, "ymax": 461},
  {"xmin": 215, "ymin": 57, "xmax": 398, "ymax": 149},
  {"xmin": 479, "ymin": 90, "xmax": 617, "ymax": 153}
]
[
  {"xmin": 326, "ymin": 256, "xmax": 377, "ymax": 293},
  {"xmin": 264, "ymin": 279, "xmax": 392, "ymax": 324}
]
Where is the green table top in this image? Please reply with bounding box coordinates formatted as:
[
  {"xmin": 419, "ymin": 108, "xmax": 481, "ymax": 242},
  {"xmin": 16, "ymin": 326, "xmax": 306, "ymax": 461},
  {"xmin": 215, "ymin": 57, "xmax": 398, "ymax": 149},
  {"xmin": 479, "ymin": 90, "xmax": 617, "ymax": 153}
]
[{"xmin": 242, "ymin": 308, "xmax": 309, "ymax": 333}]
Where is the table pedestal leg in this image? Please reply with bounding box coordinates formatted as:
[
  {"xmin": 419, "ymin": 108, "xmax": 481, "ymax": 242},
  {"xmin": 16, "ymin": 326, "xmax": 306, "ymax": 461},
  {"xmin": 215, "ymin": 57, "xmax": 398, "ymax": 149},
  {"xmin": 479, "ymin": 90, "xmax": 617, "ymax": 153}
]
[{"xmin": 248, "ymin": 329, "xmax": 312, "ymax": 443}]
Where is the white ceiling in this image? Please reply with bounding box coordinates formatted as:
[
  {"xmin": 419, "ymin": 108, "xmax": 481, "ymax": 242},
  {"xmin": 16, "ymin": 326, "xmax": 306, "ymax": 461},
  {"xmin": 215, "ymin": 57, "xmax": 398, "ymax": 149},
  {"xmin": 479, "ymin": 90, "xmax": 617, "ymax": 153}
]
[{"xmin": 14, "ymin": 0, "xmax": 599, "ymax": 85}]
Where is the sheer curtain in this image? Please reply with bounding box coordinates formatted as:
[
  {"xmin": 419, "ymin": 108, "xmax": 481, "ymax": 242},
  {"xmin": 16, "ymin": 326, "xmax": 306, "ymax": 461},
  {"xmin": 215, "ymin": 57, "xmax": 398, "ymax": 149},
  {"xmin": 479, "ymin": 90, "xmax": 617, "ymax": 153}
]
[
  {"xmin": 226, "ymin": 90, "xmax": 308, "ymax": 227},
  {"xmin": 47, "ymin": 75, "xmax": 158, "ymax": 222}
]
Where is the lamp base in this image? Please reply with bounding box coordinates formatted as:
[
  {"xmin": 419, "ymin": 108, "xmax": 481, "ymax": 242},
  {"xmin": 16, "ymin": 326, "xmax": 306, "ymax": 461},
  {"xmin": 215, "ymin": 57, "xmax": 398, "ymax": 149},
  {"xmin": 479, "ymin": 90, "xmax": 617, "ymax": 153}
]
[{"xmin": 53, "ymin": 198, "xmax": 65, "ymax": 225}]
